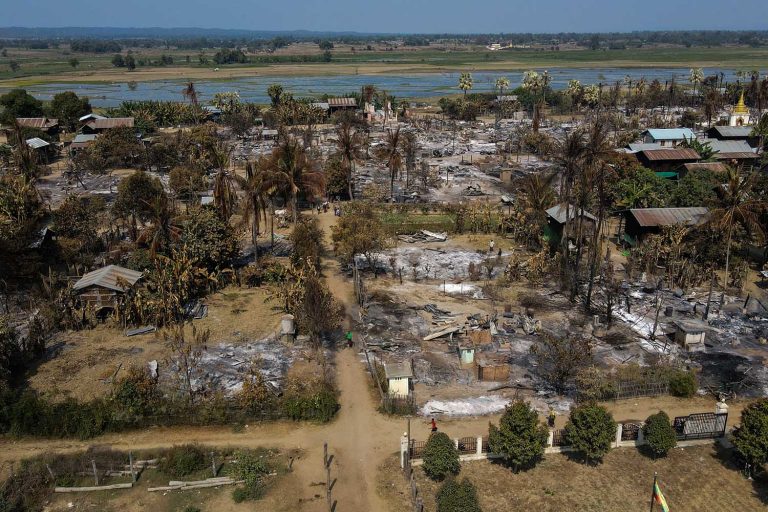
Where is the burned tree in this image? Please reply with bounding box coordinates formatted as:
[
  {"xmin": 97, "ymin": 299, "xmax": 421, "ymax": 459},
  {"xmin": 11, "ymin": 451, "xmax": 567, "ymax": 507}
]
[
  {"xmin": 163, "ymin": 324, "xmax": 209, "ymax": 404},
  {"xmin": 530, "ymin": 332, "xmax": 592, "ymax": 393}
]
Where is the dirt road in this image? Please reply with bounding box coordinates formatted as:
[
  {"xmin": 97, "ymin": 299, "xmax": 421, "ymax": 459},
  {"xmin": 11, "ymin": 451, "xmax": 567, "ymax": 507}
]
[{"xmin": 0, "ymin": 210, "xmax": 742, "ymax": 511}]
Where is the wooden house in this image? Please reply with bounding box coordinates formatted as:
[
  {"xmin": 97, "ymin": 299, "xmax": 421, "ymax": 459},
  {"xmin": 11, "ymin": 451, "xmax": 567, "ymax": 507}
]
[
  {"xmin": 81, "ymin": 117, "xmax": 134, "ymax": 135},
  {"xmin": 73, "ymin": 265, "xmax": 143, "ymax": 314},
  {"xmin": 623, "ymin": 208, "xmax": 709, "ymax": 246},
  {"xmin": 635, "ymin": 148, "xmax": 700, "ymax": 174},
  {"xmin": 545, "ymin": 203, "xmax": 597, "ymax": 241}
]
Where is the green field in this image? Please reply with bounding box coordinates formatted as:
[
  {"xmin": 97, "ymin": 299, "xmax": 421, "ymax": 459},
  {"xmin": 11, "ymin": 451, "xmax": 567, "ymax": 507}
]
[{"xmin": 1, "ymin": 45, "xmax": 767, "ymax": 85}]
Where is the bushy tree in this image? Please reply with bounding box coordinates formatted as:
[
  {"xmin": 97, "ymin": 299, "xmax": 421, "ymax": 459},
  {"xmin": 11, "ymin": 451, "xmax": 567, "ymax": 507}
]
[
  {"xmin": 54, "ymin": 194, "xmax": 104, "ymax": 252},
  {"xmin": 112, "ymin": 170, "xmax": 166, "ymax": 225},
  {"xmin": 48, "ymin": 91, "xmax": 91, "ymax": 131},
  {"xmin": 668, "ymin": 370, "xmax": 697, "ymax": 398},
  {"xmin": 732, "ymin": 398, "xmax": 768, "ymax": 477},
  {"xmin": 169, "ymin": 166, "xmax": 206, "ymax": 202},
  {"xmin": 89, "ymin": 125, "xmax": 144, "ymax": 169},
  {"xmin": 330, "ymin": 201, "xmax": 388, "ymax": 273},
  {"xmin": 422, "ymin": 431, "xmax": 460, "ymax": 481},
  {"xmin": 289, "ymin": 217, "xmax": 323, "ymax": 270},
  {"xmin": 436, "ymin": 478, "xmax": 482, "ymax": 512},
  {"xmin": 643, "ymin": 411, "xmax": 677, "ymax": 458},
  {"xmin": 0, "ymin": 89, "xmax": 44, "ymax": 124},
  {"xmin": 180, "ymin": 207, "xmax": 239, "ymax": 272},
  {"xmin": 564, "ymin": 403, "xmax": 616, "ymax": 464},
  {"xmin": 488, "ymin": 401, "xmax": 548, "ymax": 471}
]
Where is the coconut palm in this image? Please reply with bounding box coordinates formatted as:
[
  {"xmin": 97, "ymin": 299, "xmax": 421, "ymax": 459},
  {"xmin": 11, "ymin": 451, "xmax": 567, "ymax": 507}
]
[
  {"xmin": 269, "ymin": 134, "xmax": 325, "ymax": 223},
  {"xmin": 709, "ymin": 167, "xmax": 766, "ymax": 295},
  {"xmin": 375, "ymin": 127, "xmax": 403, "ymax": 200},
  {"xmin": 209, "ymin": 142, "xmax": 238, "ymax": 221},
  {"xmin": 335, "ymin": 118, "xmax": 364, "ymax": 200},
  {"xmin": 236, "ymin": 160, "xmax": 272, "ymax": 244},
  {"xmin": 458, "ymin": 73, "xmax": 473, "ymax": 97},
  {"xmin": 138, "ymin": 195, "xmax": 181, "ymax": 255}
]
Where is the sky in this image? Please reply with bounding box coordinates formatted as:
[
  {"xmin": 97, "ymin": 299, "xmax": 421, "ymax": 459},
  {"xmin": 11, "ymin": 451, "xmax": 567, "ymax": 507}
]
[{"xmin": 1, "ymin": 0, "xmax": 767, "ymax": 33}]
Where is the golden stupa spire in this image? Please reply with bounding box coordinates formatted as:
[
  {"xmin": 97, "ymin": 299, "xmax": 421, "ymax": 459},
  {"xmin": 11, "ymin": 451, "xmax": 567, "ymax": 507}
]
[{"xmin": 734, "ymin": 91, "xmax": 749, "ymax": 114}]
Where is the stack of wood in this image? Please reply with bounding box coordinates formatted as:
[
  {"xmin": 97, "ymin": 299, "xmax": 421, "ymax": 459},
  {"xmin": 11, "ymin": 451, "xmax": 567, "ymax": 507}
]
[{"xmin": 148, "ymin": 476, "xmax": 244, "ymax": 492}]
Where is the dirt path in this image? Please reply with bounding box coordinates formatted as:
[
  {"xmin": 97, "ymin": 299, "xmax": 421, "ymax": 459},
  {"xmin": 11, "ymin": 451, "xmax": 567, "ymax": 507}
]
[{"xmin": 0, "ymin": 209, "xmax": 746, "ymax": 511}]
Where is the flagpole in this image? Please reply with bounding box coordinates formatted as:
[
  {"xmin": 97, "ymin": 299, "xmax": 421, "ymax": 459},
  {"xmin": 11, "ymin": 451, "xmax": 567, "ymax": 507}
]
[{"xmin": 649, "ymin": 472, "xmax": 657, "ymax": 512}]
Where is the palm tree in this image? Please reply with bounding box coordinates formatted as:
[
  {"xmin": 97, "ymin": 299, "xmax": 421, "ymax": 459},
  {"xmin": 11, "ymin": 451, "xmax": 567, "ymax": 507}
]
[
  {"xmin": 553, "ymin": 129, "xmax": 588, "ymax": 258},
  {"xmin": 270, "ymin": 134, "xmax": 325, "ymax": 223},
  {"xmin": 139, "ymin": 195, "xmax": 181, "ymax": 255},
  {"xmin": 400, "ymin": 131, "xmax": 418, "ymax": 189},
  {"xmin": 689, "ymin": 68, "xmax": 704, "ymax": 105},
  {"xmin": 182, "ymin": 82, "xmax": 198, "ymax": 106},
  {"xmin": 375, "ymin": 127, "xmax": 403, "ymax": 200},
  {"xmin": 522, "ymin": 70, "xmax": 551, "ymax": 132},
  {"xmin": 458, "ymin": 73, "xmax": 473, "ymax": 97},
  {"xmin": 236, "ymin": 160, "xmax": 271, "ymax": 244},
  {"xmin": 335, "ymin": 118, "xmax": 364, "ymax": 200},
  {"xmin": 209, "ymin": 142, "xmax": 238, "ymax": 221},
  {"xmin": 495, "ymin": 76, "xmax": 510, "ymax": 126},
  {"xmin": 709, "ymin": 167, "xmax": 766, "ymax": 296}
]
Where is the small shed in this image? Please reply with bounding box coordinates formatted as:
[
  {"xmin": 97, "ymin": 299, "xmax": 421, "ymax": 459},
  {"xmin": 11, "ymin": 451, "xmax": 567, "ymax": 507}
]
[
  {"xmin": 384, "ymin": 362, "xmax": 413, "ymax": 397},
  {"xmin": 327, "ymin": 97, "xmax": 358, "ymax": 113},
  {"xmin": 545, "ymin": 203, "xmax": 597, "ymax": 241},
  {"xmin": 73, "ymin": 265, "xmax": 143, "ymax": 312},
  {"xmin": 476, "ymin": 356, "xmax": 510, "ymax": 382},
  {"xmin": 673, "ymin": 320, "xmax": 707, "ymax": 351}
]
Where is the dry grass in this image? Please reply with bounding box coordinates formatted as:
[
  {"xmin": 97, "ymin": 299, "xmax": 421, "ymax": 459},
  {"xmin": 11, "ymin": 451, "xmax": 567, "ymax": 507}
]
[
  {"xmin": 28, "ymin": 286, "xmax": 281, "ymax": 401},
  {"xmin": 386, "ymin": 445, "xmax": 768, "ymax": 512}
]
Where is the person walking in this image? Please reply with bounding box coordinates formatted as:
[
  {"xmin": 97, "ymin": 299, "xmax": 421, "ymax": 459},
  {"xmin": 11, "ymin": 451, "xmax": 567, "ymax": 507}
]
[{"xmin": 430, "ymin": 418, "xmax": 438, "ymax": 432}]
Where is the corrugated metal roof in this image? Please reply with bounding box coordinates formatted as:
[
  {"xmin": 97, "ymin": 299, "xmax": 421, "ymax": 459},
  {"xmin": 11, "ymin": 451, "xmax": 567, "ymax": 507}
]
[
  {"xmin": 16, "ymin": 117, "xmax": 58, "ymax": 130},
  {"xmin": 79, "ymin": 113, "xmax": 106, "ymax": 122},
  {"xmin": 546, "ymin": 204, "xmax": 597, "ymax": 224},
  {"xmin": 716, "ymin": 152, "xmax": 760, "ymax": 160},
  {"xmin": 385, "ymin": 362, "xmax": 413, "ymax": 379},
  {"xmin": 639, "ymin": 148, "xmax": 700, "ymax": 161},
  {"xmin": 628, "ymin": 142, "xmax": 662, "ymax": 152},
  {"xmin": 629, "ymin": 208, "xmax": 709, "ymax": 228},
  {"xmin": 645, "ymin": 128, "xmax": 695, "ymax": 141},
  {"xmin": 702, "ymin": 139, "xmax": 755, "ymax": 154},
  {"xmin": 73, "ymin": 265, "xmax": 143, "ymax": 292},
  {"xmin": 327, "ymin": 97, "xmax": 357, "ymax": 108},
  {"xmin": 85, "ymin": 117, "xmax": 134, "ymax": 129},
  {"xmin": 26, "ymin": 137, "xmax": 50, "ymax": 149},
  {"xmin": 710, "ymin": 126, "xmax": 753, "ymax": 138},
  {"xmin": 311, "ymin": 102, "xmax": 330, "ymax": 111},
  {"xmin": 682, "ymin": 162, "xmax": 729, "ymax": 173},
  {"xmin": 72, "ymin": 134, "xmax": 98, "ymax": 143}
]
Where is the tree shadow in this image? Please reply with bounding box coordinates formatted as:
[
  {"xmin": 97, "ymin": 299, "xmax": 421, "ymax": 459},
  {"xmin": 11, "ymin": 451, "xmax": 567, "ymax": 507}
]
[
  {"xmin": 711, "ymin": 441, "xmax": 768, "ymax": 505},
  {"xmin": 487, "ymin": 454, "xmax": 544, "ymax": 473}
]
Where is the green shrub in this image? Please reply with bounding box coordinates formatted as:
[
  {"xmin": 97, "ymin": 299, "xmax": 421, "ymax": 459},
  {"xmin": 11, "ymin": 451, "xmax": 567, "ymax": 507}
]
[
  {"xmin": 488, "ymin": 401, "xmax": 548, "ymax": 471},
  {"xmin": 669, "ymin": 370, "xmax": 697, "ymax": 397},
  {"xmin": 436, "ymin": 478, "xmax": 482, "ymax": 512},
  {"xmin": 564, "ymin": 404, "xmax": 616, "ymax": 464},
  {"xmin": 230, "ymin": 450, "xmax": 269, "ymax": 502},
  {"xmin": 643, "ymin": 411, "xmax": 677, "ymax": 458},
  {"xmin": 422, "ymin": 432, "xmax": 460, "ymax": 481},
  {"xmin": 732, "ymin": 398, "xmax": 768, "ymax": 477},
  {"xmin": 158, "ymin": 445, "xmax": 207, "ymax": 477},
  {"xmin": 282, "ymin": 388, "xmax": 339, "ymax": 422}
]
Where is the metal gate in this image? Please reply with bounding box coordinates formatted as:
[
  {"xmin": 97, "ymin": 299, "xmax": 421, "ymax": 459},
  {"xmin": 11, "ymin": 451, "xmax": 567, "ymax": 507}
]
[{"xmin": 673, "ymin": 412, "xmax": 727, "ymax": 440}]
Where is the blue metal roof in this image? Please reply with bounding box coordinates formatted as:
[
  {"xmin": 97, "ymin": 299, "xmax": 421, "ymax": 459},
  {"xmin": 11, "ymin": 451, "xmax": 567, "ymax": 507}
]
[{"xmin": 645, "ymin": 128, "xmax": 695, "ymax": 141}]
